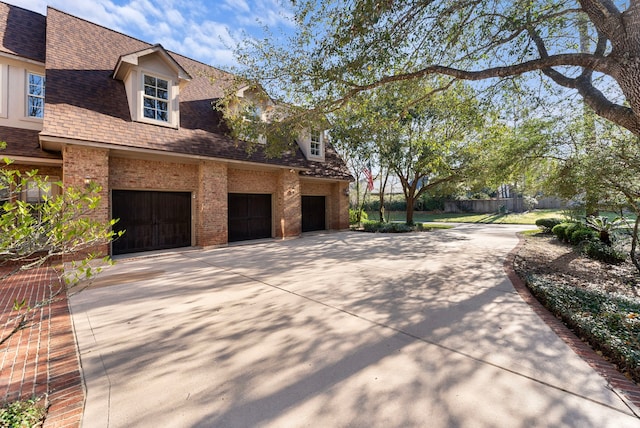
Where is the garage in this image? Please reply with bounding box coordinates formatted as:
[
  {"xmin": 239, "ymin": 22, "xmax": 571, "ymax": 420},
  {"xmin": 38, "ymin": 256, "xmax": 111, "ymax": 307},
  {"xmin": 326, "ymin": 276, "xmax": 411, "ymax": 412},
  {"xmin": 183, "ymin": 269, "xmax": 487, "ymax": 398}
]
[
  {"xmin": 228, "ymin": 193, "xmax": 272, "ymax": 242},
  {"xmin": 302, "ymin": 195, "xmax": 326, "ymax": 232},
  {"xmin": 112, "ymin": 190, "xmax": 192, "ymax": 255}
]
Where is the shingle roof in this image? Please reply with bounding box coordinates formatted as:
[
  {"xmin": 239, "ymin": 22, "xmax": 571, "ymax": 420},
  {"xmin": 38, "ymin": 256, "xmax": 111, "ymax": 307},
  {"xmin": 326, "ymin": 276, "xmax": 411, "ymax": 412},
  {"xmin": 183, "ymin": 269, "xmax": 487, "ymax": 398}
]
[
  {"xmin": 0, "ymin": 3, "xmax": 46, "ymax": 63},
  {"xmin": 0, "ymin": 125, "xmax": 61, "ymax": 161},
  {"xmin": 39, "ymin": 7, "xmax": 352, "ymax": 181}
]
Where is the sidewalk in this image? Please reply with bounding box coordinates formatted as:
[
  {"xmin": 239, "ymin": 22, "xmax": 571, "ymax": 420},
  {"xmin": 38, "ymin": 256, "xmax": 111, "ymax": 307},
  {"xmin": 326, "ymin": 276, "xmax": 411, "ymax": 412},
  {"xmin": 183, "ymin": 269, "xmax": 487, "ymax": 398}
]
[{"xmin": 0, "ymin": 265, "xmax": 84, "ymax": 428}]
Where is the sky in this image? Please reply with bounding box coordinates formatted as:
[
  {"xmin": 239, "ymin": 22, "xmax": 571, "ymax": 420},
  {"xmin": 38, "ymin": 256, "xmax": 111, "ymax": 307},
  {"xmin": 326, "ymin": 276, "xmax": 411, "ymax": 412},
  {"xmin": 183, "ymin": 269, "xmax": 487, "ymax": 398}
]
[{"xmin": 9, "ymin": 0, "xmax": 296, "ymax": 69}]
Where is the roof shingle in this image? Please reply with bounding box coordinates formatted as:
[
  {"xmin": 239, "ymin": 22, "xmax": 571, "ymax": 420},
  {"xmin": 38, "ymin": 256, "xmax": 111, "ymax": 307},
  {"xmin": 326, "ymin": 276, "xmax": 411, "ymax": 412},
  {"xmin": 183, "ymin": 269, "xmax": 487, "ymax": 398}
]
[
  {"xmin": 0, "ymin": 3, "xmax": 46, "ymax": 63},
  {"xmin": 40, "ymin": 7, "xmax": 352, "ymax": 181}
]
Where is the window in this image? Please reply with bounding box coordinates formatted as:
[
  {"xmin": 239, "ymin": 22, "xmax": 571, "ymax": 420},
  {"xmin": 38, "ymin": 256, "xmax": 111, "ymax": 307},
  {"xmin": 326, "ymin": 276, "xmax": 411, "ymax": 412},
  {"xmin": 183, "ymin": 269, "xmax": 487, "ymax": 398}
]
[
  {"xmin": 21, "ymin": 179, "xmax": 59, "ymax": 204},
  {"xmin": 310, "ymin": 131, "xmax": 322, "ymax": 157},
  {"xmin": 143, "ymin": 74, "xmax": 169, "ymax": 122},
  {"xmin": 27, "ymin": 72, "xmax": 45, "ymax": 118}
]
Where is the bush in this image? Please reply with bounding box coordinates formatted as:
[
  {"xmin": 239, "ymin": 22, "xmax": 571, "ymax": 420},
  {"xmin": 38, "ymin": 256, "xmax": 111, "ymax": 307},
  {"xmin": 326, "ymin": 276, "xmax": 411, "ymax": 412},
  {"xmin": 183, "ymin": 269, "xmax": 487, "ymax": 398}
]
[
  {"xmin": 570, "ymin": 227, "xmax": 598, "ymax": 245},
  {"xmin": 535, "ymin": 217, "xmax": 565, "ymax": 233},
  {"xmin": 349, "ymin": 209, "xmax": 368, "ymax": 224},
  {"xmin": 552, "ymin": 222, "xmax": 575, "ymax": 242},
  {"xmin": 361, "ymin": 221, "xmax": 417, "ymax": 233},
  {"xmin": 583, "ymin": 240, "xmax": 627, "ymax": 264},
  {"xmin": 564, "ymin": 222, "xmax": 583, "ymax": 243}
]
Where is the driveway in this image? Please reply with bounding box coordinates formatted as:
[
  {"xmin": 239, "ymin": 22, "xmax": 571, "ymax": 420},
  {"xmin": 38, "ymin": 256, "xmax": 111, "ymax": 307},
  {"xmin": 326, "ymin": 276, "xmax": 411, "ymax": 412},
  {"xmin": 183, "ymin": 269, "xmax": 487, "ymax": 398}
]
[{"xmin": 70, "ymin": 225, "xmax": 640, "ymax": 427}]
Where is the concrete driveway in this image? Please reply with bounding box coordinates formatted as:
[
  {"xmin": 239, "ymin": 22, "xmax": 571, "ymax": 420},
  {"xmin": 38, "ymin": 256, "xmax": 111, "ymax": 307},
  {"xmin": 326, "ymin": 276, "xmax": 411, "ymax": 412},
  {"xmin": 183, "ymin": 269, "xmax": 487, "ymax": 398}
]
[{"xmin": 70, "ymin": 225, "xmax": 640, "ymax": 427}]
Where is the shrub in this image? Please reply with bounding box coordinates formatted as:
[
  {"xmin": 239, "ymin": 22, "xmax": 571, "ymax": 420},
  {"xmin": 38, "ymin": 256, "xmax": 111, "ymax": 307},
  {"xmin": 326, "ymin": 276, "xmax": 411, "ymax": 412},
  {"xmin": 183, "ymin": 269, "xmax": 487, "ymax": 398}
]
[
  {"xmin": 361, "ymin": 221, "xmax": 417, "ymax": 233},
  {"xmin": 535, "ymin": 217, "xmax": 565, "ymax": 233},
  {"xmin": 552, "ymin": 222, "xmax": 575, "ymax": 242},
  {"xmin": 349, "ymin": 209, "xmax": 368, "ymax": 224},
  {"xmin": 570, "ymin": 227, "xmax": 598, "ymax": 245},
  {"xmin": 564, "ymin": 222, "xmax": 583, "ymax": 243},
  {"xmin": 583, "ymin": 240, "xmax": 627, "ymax": 264}
]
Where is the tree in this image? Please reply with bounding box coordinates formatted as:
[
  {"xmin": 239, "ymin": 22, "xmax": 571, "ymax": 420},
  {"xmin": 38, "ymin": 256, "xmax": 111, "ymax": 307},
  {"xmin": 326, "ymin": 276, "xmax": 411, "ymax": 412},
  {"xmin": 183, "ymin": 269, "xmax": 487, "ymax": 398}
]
[
  {"xmin": 332, "ymin": 78, "xmax": 483, "ymax": 224},
  {"xmin": 234, "ymin": 1, "xmax": 640, "ymax": 138},
  {"xmin": 1, "ymin": 154, "xmax": 118, "ymax": 346}
]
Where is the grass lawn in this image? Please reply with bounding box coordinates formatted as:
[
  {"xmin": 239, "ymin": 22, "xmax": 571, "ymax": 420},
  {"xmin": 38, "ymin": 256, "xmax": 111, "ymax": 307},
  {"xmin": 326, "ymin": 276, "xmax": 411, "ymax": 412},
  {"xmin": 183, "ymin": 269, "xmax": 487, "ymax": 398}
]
[
  {"xmin": 367, "ymin": 209, "xmax": 567, "ymax": 225},
  {"xmin": 367, "ymin": 209, "xmax": 638, "ymax": 225}
]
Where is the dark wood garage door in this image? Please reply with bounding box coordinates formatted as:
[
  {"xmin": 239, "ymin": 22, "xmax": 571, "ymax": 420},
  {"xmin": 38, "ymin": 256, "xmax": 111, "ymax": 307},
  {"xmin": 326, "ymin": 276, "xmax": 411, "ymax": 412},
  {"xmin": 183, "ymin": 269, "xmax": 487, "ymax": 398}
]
[
  {"xmin": 302, "ymin": 196, "xmax": 326, "ymax": 232},
  {"xmin": 228, "ymin": 193, "xmax": 272, "ymax": 242},
  {"xmin": 112, "ymin": 190, "xmax": 192, "ymax": 255}
]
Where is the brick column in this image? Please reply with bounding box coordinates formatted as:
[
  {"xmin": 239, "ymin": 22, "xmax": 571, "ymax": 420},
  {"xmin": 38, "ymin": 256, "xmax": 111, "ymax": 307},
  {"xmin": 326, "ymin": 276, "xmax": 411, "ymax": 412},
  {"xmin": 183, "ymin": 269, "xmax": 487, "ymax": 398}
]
[
  {"xmin": 197, "ymin": 161, "xmax": 228, "ymax": 246},
  {"xmin": 331, "ymin": 181, "xmax": 350, "ymax": 230},
  {"xmin": 276, "ymin": 169, "xmax": 301, "ymax": 238},
  {"xmin": 62, "ymin": 145, "xmax": 110, "ymax": 256}
]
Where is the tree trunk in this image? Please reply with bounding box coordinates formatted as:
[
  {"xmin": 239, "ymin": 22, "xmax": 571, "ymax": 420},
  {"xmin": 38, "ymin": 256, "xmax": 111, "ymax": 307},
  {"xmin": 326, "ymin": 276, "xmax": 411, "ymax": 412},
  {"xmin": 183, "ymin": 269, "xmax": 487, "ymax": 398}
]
[{"xmin": 406, "ymin": 194, "xmax": 415, "ymax": 225}]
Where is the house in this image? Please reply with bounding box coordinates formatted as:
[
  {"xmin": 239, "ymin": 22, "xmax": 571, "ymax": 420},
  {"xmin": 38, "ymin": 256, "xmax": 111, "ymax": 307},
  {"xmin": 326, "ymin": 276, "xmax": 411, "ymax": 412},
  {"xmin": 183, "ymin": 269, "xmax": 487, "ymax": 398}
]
[{"xmin": 0, "ymin": 2, "xmax": 352, "ymax": 255}]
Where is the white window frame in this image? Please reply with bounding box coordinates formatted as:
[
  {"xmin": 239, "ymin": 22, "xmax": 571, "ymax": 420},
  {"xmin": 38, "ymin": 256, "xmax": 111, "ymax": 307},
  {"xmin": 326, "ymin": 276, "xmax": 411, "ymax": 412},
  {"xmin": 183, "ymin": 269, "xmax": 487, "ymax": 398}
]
[
  {"xmin": 310, "ymin": 130, "xmax": 323, "ymax": 157},
  {"xmin": 26, "ymin": 71, "xmax": 45, "ymax": 119},
  {"xmin": 20, "ymin": 177, "xmax": 60, "ymax": 204},
  {"xmin": 141, "ymin": 73, "xmax": 170, "ymax": 123}
]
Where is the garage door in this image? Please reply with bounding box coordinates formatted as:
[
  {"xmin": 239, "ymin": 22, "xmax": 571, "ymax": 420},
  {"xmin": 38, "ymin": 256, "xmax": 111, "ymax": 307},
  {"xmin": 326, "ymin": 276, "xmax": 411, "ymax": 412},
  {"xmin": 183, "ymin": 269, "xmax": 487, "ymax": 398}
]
[
  {"xmin": 228, "ymin": 193, "xmax": 272, "ymax": 242},
  {"xmin": 112, "ymin": 190, "xmax": 192, "ymax": 255},
  {"xmin": 302, "ymin": 196, "xmax": 326, "ymax": 232}
]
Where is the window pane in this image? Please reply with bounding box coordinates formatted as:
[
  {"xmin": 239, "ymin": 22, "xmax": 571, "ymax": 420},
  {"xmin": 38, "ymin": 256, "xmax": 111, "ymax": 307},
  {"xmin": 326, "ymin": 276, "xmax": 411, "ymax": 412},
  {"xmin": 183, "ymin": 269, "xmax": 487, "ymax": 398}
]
[
  {"xmin": 144, "ymin": 85, "xmax": 156, "ymax": 97},
  {"xmin": 144, "ymin": 75, "xmax": 156, "ymax": 86},
  {"xmin": 157, "ymin": 79, "xmax": 168, "ymax": 90},
  {"xmin": 157, "ymin": 89, "xmax": 168, "ymax": 100},
  {"xmin": 157, "ymin": 100, "xmax": 167, "ymax": 112},
  {"xmin": 143, "ymin": 97, "xmax": 156, "ymax": 108},
  {"xmin": 158, "ymin": 110, "xmax": 168, "ymax": 121}
]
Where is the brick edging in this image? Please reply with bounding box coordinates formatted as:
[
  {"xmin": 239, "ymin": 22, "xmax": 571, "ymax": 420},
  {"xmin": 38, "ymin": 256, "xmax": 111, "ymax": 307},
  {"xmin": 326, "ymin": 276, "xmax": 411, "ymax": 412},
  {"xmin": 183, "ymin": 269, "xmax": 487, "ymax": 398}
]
[
  {"xmin": 43, "ymin": 290, "xmax": 85, "ymax": 428},
  {"xmin": 504, "ymin": 234, "xmax": 640, "ymax": 414}
]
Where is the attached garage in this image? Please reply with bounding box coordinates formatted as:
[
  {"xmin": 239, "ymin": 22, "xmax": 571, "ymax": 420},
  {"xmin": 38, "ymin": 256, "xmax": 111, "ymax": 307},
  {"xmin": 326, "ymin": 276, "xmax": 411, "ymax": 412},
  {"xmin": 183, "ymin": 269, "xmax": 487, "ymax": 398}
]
[
  {"xmin": 112, "ymin": 190, "xmax": 192, "ymax": 255},
  {"xmin": 302, "ymin": 195, "xmax": 326, "ymax": 232},
  {"xmin": 228, "ymin": 193, "xmax": 272, "ymax": 242}
]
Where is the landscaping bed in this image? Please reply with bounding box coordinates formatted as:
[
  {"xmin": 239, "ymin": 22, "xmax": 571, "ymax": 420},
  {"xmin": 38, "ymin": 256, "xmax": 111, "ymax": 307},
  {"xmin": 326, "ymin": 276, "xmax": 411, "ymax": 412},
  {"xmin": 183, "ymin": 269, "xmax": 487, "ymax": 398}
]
[{"xmin": 513, "ymin": 233, "xmax": 640, "ymax": 383}]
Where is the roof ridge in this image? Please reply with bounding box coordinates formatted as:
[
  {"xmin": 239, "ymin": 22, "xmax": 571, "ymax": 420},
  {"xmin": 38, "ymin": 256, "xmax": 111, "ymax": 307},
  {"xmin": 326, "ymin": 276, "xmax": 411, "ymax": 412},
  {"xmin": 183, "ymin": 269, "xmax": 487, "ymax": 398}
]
[{"xmin": 45, "ymin": 5, "xmax": 232, "ymax": 76}]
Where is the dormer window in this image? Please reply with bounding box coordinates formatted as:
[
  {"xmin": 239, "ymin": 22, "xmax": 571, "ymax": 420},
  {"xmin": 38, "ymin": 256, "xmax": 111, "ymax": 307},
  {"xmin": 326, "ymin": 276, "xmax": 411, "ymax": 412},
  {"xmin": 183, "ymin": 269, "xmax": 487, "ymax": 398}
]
[
  {"xmin": 113, "ymin": 44, "xmax": 191, "ymax": 129},
  {"xmin": 310, "ymin": 130, "xmax": 322, "ymax": 157},
  {"xmin": 143, "ymin": 74, "xmax": 169, "ymax": 122},
  {"xmin": 27, "ymin": 72, "xmax": 45, "ymax": 118}
]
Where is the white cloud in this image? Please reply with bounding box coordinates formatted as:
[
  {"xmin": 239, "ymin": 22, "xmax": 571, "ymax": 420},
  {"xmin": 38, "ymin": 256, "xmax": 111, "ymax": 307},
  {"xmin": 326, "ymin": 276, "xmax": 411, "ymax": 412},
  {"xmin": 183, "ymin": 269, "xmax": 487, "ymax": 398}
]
[{"xmin": 7, "ymin": 0, "xmax": 296, "ymax": 68}]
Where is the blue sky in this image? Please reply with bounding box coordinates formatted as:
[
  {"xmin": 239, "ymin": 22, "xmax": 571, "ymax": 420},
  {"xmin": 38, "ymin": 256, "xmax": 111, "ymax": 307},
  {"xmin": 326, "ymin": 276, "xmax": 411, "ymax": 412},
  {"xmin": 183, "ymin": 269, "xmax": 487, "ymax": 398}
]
[{"xmin": 10, "ymin": 0, "xmax": 295, "ymax": 69}]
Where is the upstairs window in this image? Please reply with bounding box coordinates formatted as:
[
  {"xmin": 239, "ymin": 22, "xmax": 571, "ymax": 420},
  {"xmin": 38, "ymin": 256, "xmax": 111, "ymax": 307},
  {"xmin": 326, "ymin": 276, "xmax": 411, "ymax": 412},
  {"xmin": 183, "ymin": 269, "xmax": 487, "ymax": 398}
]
[
  {"xmin": 143, "ymin": 74, "xmax": 169, "ymax": 122},
  {"xmin": 27, "ymin": 72, "xmax": 45, "ymax": 118},
  {"xmin": 310, "ymin": 131, "xmax": 322, "ymax": 157}
]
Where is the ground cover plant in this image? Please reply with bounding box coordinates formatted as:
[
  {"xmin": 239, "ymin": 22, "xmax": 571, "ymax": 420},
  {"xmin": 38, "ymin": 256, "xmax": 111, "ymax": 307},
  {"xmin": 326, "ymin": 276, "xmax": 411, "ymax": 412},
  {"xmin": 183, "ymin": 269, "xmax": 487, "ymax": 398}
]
[
  {"xmin": 514, "ymin": 232, "xmax": 640, "ymax": 384},
  {"xmin": 0, "ymin": 397, "xmax": 46, "ymax": 428}
]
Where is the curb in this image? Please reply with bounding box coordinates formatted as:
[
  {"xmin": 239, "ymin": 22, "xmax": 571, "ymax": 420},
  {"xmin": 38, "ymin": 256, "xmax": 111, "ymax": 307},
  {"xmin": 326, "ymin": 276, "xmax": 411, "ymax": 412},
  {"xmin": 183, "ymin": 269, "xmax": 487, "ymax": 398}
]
[{"xmin": 504, "ymin": 234, "xmax": 640, "ymax": 416}]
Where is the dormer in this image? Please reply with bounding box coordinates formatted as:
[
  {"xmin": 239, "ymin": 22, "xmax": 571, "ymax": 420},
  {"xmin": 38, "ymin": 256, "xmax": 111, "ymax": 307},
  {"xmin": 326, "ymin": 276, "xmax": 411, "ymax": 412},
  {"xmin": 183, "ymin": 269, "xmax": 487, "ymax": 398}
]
[
  {"xmin": 113, "ymin": 44, "xmax": 191, "ymax": 129},
  {"xmin": 297, "ymin": 128, "xmax": 326, "ymax": 162}
]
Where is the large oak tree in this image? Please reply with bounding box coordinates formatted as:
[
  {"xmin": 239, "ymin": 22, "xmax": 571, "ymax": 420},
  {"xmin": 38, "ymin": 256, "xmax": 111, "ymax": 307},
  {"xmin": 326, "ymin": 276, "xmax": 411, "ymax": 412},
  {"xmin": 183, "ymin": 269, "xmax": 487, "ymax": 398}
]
[{"xmin": 234, "ymin": 0, "xmax": 640, "ymax": 138}]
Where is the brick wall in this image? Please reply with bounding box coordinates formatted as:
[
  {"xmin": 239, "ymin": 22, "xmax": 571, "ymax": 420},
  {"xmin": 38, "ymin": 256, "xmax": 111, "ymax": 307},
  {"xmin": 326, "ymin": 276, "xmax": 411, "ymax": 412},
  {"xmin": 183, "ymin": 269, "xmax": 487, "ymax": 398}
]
[
  {"xmin": 62, "ymin": 145, "xmax": 109, "ymax": 256},
  {"xmin": 276, "ymin": 169, "xmax": 301, "ymax": 238},
  {"xmin": 197, "ymin": 161, "xmax": 228, "ymax": 246},
  {"xmin": 109, "ymin": 157, "xmax": 198, "ymax": 190},
  {"xmin": 228, "ymin": 168, "xmax": 277, "ymax": 193}
]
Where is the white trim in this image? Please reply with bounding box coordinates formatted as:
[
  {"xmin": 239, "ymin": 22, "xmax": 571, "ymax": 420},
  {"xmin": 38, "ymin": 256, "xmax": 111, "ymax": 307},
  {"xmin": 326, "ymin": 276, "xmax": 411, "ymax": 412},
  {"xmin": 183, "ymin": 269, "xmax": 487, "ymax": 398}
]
[
  {"xmin": 25, "ymin": 70, "xmax": 45, "ymax": 119},
  {"xmin": 137, "ymin": 71, "xmax": 178, "ymax": 128},
  {"xmin": 0, "ymin": 51, "xmax": 44, "ymax": 66}
]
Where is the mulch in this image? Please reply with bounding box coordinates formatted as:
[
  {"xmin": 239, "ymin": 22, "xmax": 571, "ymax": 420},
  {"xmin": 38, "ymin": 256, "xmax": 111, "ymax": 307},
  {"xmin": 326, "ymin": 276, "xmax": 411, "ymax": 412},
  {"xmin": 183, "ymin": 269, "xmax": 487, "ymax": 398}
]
[{"xmin": 0, "ymin": 265, "xmax": 84, "ymax": 427}]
